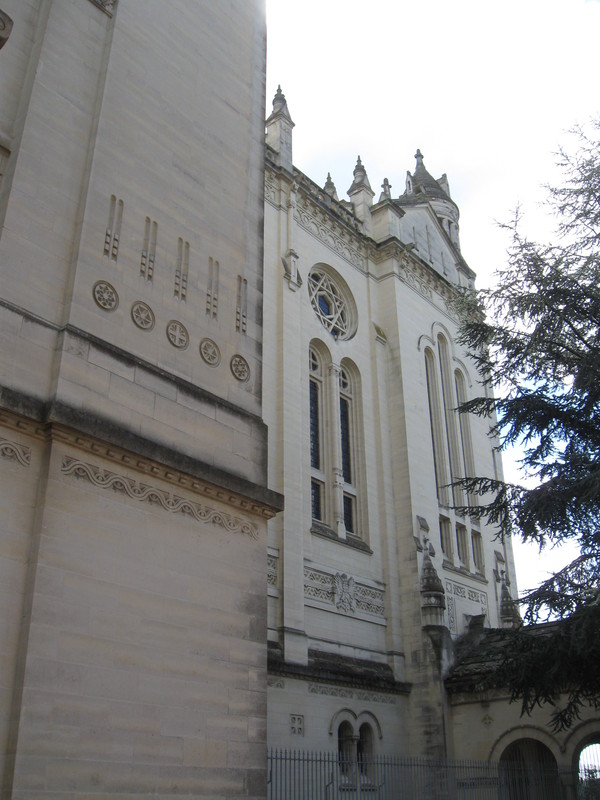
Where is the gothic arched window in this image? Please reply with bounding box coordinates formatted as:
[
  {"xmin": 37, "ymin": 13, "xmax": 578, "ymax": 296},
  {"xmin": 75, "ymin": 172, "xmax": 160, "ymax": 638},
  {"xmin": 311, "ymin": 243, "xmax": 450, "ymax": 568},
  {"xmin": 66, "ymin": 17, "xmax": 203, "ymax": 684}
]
[{"xmin": 309, "ymin": 346, "xmax": 366, "ymax": 542}]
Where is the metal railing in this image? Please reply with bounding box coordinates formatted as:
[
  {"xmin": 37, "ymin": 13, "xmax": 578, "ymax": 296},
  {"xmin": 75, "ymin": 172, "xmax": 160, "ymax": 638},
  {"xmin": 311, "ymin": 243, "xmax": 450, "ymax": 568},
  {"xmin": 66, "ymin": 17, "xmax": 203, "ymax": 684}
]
[{"xmin": 267, "ymin": 749, "xmax": 564, "ymax": 800}]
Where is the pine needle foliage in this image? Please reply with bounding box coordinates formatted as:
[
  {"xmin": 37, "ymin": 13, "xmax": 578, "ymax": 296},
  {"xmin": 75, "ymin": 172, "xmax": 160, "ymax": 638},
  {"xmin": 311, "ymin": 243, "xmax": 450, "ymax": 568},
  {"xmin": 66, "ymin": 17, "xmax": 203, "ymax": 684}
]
[{"xmin": 453, "ymin": 122, "xmax": 600, "ymax": 729}]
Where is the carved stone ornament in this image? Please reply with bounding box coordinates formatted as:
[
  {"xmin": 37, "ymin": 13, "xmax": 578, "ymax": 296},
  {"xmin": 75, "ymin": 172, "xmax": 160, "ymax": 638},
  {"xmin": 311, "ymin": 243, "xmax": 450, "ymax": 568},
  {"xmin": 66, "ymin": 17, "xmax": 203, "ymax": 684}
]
[
  {"xmin": 61, "ymin": 456, "xmax": 259, "ymax": 538},
  {"xmin": 333, "ymin": 572, "xmax": 356, "ymax": 613},
  {"xmin": 0, "ymin": 438, "xmax": 31, "ymax": 466},
  {"xmin": 131, "ymin": 301, "xmax": 155, "ymax": 330},
  {"xmin": 199, "ymin": 338, "xmax": 221, "ymax": 366},
  {"xmin": 166, "ymin": 319, "xmax": 189, "ymax": 349},
  {"xmin": 0, "ymin": 10, "xmax": 14, "ymax": 49},
  {"xmin": 230, "ymin": 354, "xmax": 250, "ymax": 382},
  {"xmin": 92, "ymin": 280, "xmax": 119, "ymax": 311}
]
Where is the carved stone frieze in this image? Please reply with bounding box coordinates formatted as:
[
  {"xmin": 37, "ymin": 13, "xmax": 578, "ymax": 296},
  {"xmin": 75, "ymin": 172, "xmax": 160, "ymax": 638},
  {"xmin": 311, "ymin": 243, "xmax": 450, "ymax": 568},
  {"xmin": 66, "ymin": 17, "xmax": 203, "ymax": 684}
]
[
  {"xmin": 445, "ymin": 578, "xmax": 488, "ymax": 635},
  {"xmin": 295, "ymin": 205, "xmax": 365, "ymax": 270},
  {"xmin": 0, "ymin": 438, "xmax": 31, "ymax": 466},
  {"xmin": 48, "ymin": 427, "xmax": 277, "ymax": 520},
  {"xmin": 267, "ymin": 553, "xmax": 278, "ymax": 587},
  {"xmin": 308, "ymin": 684, "xmax": 353, "ymax": 698},
  {"xmin": 264, "ymin": 175, "xmax": 278, "ymax": 206},
  {"xmin": 355, "ymin": 584, "xmax": 386, "ymax": 616},
  {"xmin": 61, "ymin": 456, "xmax": 259, "ymax": 538},
  {"xmin": 304, "ymin": 566, "xmax": 385, "ymax": 617},
  {"xmin": 397, "ymin": 262, "xmax": 434, "ymax": 300},
  {"xmin": 355, "ymin": 690, "xmax": 396, "ymax": 704}
]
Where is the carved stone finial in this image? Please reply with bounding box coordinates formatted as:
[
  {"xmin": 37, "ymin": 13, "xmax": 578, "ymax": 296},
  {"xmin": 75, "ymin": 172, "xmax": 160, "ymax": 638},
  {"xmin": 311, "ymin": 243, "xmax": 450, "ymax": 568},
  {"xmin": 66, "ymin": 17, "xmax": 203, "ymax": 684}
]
[
  {"xmin": 415, "ymin": 148, "xmax": 424, "ymax": 165},
  {"xmin": 379, "ymin": 177, "xmax": 392, "ymax": 201},
  {"xmin": 267, "ymin": 85, "xmax": 294, "ymax": 124},
  {"xmin": 420, "ymin": 550, "xmax": 445, "ymax": 601},
  {"xmin": 323, "ymin": 172, "xmax": 339, "ymax": 201},
  {"xmin": 347, "ymin": 155, "xmax": 374, "ymax": 197}
]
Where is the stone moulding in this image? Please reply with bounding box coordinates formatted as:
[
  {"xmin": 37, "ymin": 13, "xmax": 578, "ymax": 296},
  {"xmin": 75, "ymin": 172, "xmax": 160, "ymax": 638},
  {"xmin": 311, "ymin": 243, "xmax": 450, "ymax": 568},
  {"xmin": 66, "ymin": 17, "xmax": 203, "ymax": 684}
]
[
  {"xmin": 0, "ymin": 438, "xmax": 31, "ymax": 466},
  {"xmin": 88, "ymin": 0, "xmax": 116, "ymax": 16},
  {"xmin": 61, "ymin": 456, "xmax": 259, "ymax": 539},
  {"xmin": 295, "ymin": 202, "xmax": 365, "ymax": 271}
]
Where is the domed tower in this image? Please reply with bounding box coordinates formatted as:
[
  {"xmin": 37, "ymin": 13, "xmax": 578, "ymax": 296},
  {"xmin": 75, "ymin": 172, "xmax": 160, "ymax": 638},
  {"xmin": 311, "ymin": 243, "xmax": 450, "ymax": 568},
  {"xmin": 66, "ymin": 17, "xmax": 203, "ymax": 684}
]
[{"xmin": 401, "ymin": 149, "xmax": 461, "ymax": 252}]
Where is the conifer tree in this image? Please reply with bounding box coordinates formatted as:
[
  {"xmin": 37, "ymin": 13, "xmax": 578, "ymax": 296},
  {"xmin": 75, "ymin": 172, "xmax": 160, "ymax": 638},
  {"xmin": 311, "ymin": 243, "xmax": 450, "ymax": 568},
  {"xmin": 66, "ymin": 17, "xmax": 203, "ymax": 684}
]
[{"xmin": 455, "ymin": 122, "xmax": 600, "ymax": 730}]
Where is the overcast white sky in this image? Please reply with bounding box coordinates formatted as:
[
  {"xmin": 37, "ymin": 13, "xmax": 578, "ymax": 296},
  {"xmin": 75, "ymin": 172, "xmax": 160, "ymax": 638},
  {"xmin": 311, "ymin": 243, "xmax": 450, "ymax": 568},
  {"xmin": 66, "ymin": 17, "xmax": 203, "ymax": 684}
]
[{"xmin": 265, "ymin": 0, "xmax": 599, "ymax": 596}]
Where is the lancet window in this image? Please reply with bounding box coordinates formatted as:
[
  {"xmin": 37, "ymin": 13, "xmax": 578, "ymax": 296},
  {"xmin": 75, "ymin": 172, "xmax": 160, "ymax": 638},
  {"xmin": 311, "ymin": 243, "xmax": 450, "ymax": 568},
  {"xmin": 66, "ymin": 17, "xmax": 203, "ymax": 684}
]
[
  {"xmin": 309, "ymin": 344, "xmax": 365, "ymax": 542},
  {"xmin": 425, "ymin": 334, "xmax": 484, "ymax": 575}
]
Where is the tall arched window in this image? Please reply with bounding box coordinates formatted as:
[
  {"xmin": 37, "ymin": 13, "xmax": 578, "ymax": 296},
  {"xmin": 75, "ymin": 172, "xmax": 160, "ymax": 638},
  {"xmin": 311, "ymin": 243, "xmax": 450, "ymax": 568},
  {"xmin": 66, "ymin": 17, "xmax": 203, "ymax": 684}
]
[
  {"xmin": 425, "ymin": 347, "xmax": 450, "ymax": 506},
  {"xmin": 339, "ymin": 361, "xmax": 361, "ymax": 535},
  {"xmin": 424, "ymin": 333, "xmax": 485, "ymax": 578},
  {"xmin": 357, "ymin": 723, "xmax": 374, "ymax": 776},
  {"xmin": 338, "ymin": 721, "xmax": 355, "ymax": 774},
  {"xmin": 309, "ymin": 346, "xmax": 326, "ymax": 523},
  {"xmin": 309, "ymin": 346, "xmax": 366, "ymax": 542}
]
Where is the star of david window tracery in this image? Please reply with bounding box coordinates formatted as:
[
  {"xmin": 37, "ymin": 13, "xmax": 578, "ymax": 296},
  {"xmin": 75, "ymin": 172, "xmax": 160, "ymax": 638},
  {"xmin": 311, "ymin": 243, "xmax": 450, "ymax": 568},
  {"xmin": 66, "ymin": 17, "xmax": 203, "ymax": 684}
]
[{"xmin": 308, "ymin": 268, "xmax": 356, "ymax": 340}]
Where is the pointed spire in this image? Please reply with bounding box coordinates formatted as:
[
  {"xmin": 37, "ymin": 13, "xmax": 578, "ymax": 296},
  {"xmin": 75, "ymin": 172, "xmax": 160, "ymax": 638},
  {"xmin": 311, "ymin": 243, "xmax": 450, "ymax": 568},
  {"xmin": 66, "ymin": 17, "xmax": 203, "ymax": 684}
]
[
  {"xmin": 265, "ymin": 85, "xmax": 294, "ymax": 171},
  {"xmin": 420, "ymin": 550, "xmax": 445, "ymax": 599},
  {"xmin": 347, "ymin": 156, "xmax": 374, "ymax": 196},
  {"xmin": 500, "ymin": 575, "xmax": 521, "ymax": 628},
  {"xmin": 323, "ymin": 172, "xmax": 339, "ymax": 201},
  {"xmin": 409, "ymin": 148, "xmax": 450, "ymax": 200},
  {"xmin": 266, "ymin": 85, "xmax": 294, "ymax": 125}
]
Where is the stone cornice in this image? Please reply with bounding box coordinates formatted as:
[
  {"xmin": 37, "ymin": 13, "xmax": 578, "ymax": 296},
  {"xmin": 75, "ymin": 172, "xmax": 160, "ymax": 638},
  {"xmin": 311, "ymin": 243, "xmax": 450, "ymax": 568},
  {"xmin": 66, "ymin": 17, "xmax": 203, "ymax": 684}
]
[
  {"xmin": 61, "ymin": 455, "xmax": 261, "ymax": 537},
  {"xmin": 265, "ymin": 160, "xmax": 463, "ymax": 312},
  {"xmin": 265, "ymin": 160, "xmax": 367, "ymax": 273},
  {"xmin": 0, "ymin": 395, "xmax": 283, "ymax": 517},
  {"xmin": 52, "ymin": 425, "xmax": 279, "ymax": 521},
  {"xmin": 371, "ymin": 239, "xmax": 460, "ymax": 312}
]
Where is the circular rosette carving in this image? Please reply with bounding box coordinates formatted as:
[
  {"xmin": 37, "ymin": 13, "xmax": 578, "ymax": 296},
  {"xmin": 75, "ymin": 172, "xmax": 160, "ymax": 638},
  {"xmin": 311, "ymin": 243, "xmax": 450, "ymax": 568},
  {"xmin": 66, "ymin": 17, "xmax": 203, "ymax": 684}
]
[
  {"xmin": 166, "ymin": 319, "xmax": 189, "ymax": 349},
  {"xmin": 131, "ymin": 301, "xmax": 155, "ymax": 330},
  {"xmin": 230, "ymin": 354, "xmax": 250, "ymax": 382},
  {"xmin": 92, "ymin": 280, "xmax": 119, "ymax": 311},
  {"xmin": 199, "ymin": 338, "xmax": 221, "ymax": 366}
]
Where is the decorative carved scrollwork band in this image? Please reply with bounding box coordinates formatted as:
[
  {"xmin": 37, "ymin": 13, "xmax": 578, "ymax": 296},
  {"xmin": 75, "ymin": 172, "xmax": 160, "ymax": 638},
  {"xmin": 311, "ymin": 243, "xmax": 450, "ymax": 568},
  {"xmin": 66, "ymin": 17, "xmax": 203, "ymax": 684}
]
[
  {"xmin": 0, "ymin": 438, "xmax": 31, "ymax": 467},
  {"xmin": 61, "ymin": 456, "xmax": 259, "ymax": 538}
]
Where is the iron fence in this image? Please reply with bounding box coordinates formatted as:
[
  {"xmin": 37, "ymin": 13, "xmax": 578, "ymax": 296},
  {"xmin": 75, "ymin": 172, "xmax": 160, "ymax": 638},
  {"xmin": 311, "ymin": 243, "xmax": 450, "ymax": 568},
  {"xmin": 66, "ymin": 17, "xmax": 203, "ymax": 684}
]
[{"xmin": 267, "ymin": 749, "xmax": 564, "ymax": 800}]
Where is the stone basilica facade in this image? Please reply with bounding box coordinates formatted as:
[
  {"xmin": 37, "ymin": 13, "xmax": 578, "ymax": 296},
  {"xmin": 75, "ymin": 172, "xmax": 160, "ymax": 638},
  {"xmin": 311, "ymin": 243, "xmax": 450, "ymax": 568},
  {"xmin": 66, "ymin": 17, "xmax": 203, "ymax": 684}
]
[
  {"xmin": 0, "ymin": 2, "xmax": 598, "ymax": 798},
  {"xmin": 263, "ymin": 88, "xmax": 518, "ymax": 757},
  {"xmin": 262, "ymin": 88, "xmax": 599, "ymax": 789}
]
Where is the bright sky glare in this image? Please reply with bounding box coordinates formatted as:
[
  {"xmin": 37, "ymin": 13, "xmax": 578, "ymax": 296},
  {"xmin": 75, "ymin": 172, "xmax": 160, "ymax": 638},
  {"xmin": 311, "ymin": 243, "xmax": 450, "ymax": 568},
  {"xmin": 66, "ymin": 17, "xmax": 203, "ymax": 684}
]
[{"xmin": 265, "ymin": 0, "xmax": 600, "ymax": 596}]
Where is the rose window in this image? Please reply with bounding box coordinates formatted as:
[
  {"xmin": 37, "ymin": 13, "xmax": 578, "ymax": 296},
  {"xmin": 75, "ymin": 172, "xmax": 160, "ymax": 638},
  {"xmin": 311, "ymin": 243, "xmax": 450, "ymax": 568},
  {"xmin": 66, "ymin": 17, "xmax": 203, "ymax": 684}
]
[{"xmin": 308, "ymin": 268, "xmax": 356, "ymax": 340}]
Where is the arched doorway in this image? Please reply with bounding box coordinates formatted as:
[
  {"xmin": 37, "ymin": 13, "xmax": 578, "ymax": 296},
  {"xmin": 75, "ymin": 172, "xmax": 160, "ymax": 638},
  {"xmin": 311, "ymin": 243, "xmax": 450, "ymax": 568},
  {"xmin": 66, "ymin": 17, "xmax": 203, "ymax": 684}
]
[
  {"xmin": 499, "ymin": 738, "xmax": 562, "ymax": 800},
  {"xmin": 578, "ymin": 742, "xmax": 600, "ymax": 798}
]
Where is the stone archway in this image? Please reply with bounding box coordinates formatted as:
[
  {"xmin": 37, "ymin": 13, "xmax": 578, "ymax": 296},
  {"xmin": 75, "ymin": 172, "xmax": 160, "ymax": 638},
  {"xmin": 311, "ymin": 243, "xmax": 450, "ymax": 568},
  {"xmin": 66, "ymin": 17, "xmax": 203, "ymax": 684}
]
[{"xmin": 498, "ymin": 738, "xmax": 562, "ymax": 800}]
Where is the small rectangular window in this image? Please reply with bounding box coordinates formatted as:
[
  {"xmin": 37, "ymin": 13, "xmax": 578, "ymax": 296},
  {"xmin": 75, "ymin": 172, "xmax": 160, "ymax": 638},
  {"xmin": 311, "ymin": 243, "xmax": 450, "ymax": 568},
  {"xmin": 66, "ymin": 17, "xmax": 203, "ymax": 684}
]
[
  {"xmin": 456, "ymin": 523, "xmax": 470, "ymax": 568},
  {"xmin": 439, "ymin": 515, "xmax": 453, "ymax": 560},
  {"xmin": 343, "ymin": 494, "xmax": 354, "ymax": 533},
  {"xmin": 472, "ymin": 531, "xmax": 484, "ymax": 573},
  {"xmin": 311, "ymin": 480, "xmax": 322, "ymax": 521},
  {"xmin": 310, "ymin": 380, "xmax": 320, "ymax": 470},
  {"xmin": 340, "ymin": 396, "xmax": 352, "ymax": 483}
]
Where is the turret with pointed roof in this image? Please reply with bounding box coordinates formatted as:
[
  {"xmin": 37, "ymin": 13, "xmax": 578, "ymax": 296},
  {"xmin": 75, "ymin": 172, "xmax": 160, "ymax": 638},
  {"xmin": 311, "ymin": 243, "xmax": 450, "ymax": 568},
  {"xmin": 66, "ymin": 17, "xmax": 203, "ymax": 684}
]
[
  {"xmin": 266, "ymin": 85, "xmax": 295, "ymax": 172},
  {"xmin": 398, "ymin": 149, "xmax": 462, "ymax": 252}
]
